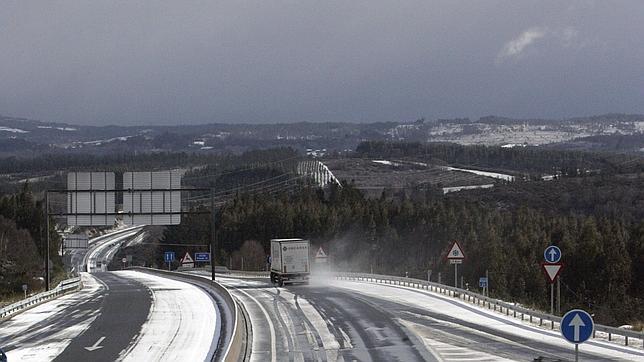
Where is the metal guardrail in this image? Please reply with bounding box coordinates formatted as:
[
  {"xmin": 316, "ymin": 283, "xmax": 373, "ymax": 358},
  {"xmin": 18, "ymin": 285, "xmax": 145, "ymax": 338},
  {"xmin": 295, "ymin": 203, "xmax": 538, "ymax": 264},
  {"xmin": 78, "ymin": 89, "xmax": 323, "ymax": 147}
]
[
  {"xmin": 0, "ymin": 277, "xmax": 82, "ymax": 320},
  {"xmin": 132, "ymin": 267, "xmax": 246, "ymax": 362},
  {"xmin": 335, "ymin": 272, "xmax": 644, "ymax": 349}
]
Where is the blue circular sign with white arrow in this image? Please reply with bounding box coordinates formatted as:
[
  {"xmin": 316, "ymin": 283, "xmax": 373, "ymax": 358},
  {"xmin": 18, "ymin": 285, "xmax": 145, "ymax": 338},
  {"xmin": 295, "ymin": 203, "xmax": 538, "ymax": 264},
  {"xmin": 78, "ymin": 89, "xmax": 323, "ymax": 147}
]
[
  {"xmin": 560, "ymin": 309, "xmax": 594, "ymax": 344},
  {"xmin": 544, "ymin": 245, "xmax": 562, "ymax": 263}
]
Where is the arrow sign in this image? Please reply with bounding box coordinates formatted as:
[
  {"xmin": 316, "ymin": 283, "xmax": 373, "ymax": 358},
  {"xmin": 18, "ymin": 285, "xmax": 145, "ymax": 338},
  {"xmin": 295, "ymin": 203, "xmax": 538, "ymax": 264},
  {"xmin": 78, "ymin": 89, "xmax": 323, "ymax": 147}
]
[
  {"xmin": 561, "ymin": 309, "xmax": 594, "ymax": 344},
  {"xmin": 541, "ymin": 262, "xmax": 564, "ymax": 283},
  {"xmin": 544, "ymin": 245, "xmax": 562, "ymax": 263},
  {"xmin": 570, "ymin": 313, "xmax": 585, "ymax": 341},
  {"xmin": 85, "ymin": 336, "xmax": 105, "ymax": 351}
]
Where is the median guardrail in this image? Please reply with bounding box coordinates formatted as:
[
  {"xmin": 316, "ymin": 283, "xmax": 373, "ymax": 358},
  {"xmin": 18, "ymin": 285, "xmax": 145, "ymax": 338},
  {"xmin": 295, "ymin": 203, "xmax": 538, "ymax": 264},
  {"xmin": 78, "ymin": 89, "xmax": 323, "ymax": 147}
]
[
  {"xmin": 131, "ymin": 267, "xmax": 247, "ymax": 362},
  {"xmin": 335, "ymin": 272, "xmax": 644, "ymax": 349},
  {"xmin": 0, "ymin": 277, "xmax": 82, "ymax": 321}
]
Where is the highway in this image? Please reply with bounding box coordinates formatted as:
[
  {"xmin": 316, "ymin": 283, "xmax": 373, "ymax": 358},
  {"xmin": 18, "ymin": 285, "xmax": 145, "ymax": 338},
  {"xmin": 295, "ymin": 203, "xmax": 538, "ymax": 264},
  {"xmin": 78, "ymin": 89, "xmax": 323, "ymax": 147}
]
[
  {"xmin": 195, "ymin": 272, "xmax": 644, "ymax": 362},
  {"xmin": 0, "ymin": 271, "xmax": 219, "ymax": 361},
  {"xmin": 0, "ymin": 229, "xmax": 221, "ymax": 362},
  {"xmin": 3, "ymin": 225, "xmax": 643, "ymax": 361}
]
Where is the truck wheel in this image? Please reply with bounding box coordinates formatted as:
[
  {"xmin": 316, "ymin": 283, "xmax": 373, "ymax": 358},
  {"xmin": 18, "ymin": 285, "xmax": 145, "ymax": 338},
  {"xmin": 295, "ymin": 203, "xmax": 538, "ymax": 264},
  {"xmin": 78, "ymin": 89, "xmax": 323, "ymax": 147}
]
[
  {"xmin": 278, "ymin": 278, "xmax": 284, "ymax": 287},
  {"xmin": 270, "ymin": 272, "xmax": 276, "ymax": 283}
]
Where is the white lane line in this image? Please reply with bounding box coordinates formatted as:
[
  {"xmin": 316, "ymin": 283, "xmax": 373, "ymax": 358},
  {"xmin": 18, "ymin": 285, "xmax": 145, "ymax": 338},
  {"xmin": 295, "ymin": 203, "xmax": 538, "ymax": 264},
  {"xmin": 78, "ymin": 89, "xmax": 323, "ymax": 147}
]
[
  {"xmin": 399, "ymin": 319, "xmax": 512, "ymax": 362},
  {"xmin": 232, "ymin": 286, "xmax": 278, "ymax": 362}
]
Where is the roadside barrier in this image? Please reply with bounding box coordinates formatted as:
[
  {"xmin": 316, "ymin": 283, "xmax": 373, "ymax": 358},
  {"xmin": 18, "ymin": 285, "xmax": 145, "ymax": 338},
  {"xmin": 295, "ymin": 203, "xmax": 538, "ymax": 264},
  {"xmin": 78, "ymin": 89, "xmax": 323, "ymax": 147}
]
[
  {"xmin": 0, "ymin": 277, "xmax": 82, "ymax": 321},
  {"xmin": 335, "ymin": 272, "xmax": 644, "ymax": 349}
]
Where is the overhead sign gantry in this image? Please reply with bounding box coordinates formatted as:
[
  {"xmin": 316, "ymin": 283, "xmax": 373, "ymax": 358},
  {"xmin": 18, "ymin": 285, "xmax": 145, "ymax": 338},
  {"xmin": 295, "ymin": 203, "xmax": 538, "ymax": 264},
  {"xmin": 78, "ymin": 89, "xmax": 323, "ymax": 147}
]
[{"xmin": 44, "ymin": 170, "xmax": 216, "ymax": 290}]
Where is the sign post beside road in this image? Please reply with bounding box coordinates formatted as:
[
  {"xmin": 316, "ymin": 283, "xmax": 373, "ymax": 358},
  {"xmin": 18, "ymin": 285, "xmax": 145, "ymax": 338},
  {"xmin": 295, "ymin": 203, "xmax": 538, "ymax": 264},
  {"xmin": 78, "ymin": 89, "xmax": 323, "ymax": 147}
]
[
  {"xmin": 195, "ymin": 252, "xmax": 210, "ymax": 264},
  {"xmin": 543, "ymin": 245, "xmax": 563, "ymax": 315},
  {"xmin": 315, "ymin": 247, "xmax": 328, "ymax": 264},
  {"xmin": 560, "ymin": 309, "xmax": 594, "ymax": 362},
  {"xmin": 544, "ymin": 245, "xmax": 562, "ymax": 263},
  {"xmin": 446, "ymin": 241, "xmax": 465, "ymax": 288},
  {"xmin": 180, "ymin": 252, "xmax": 194, "ymax": 268},
  {"xmin": 479, "ymin": 277, "xmax": 488, "ymax": 295},
  {"xmin": 164, "ymin": 251, "xmax": 175, "ymax": 270}
]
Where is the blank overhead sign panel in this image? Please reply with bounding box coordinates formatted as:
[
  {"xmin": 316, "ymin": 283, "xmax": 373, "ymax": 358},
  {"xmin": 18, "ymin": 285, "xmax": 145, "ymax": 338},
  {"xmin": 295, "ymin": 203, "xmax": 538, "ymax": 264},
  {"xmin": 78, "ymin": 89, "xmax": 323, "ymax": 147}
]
[
  {"xmin": 63, "ymin": 234, "xmax": 89, "ymax": 249},
  {"xmin": 122, "ymin": 170, "xmax": 182, "ymax": 225},
  {"xmin": 67, "ymin": 172, "xmax": 116, "ymax": 226}
]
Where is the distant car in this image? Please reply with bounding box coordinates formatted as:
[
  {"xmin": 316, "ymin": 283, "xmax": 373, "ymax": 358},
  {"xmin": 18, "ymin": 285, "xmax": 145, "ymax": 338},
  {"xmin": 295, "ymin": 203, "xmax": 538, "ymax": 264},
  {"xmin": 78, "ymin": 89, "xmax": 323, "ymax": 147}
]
[{"xmin": 0, "ymin": 347, "xmax": 7, "ymax": 362}]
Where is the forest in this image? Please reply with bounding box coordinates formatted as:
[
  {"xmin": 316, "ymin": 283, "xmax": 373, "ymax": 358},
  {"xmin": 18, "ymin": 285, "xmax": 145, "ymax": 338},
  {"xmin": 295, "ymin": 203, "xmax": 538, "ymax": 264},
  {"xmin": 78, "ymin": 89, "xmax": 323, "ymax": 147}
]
[
  {"xmin": 0, "ymin": 183, "xmax": 62, "ymax": 303},
  {"xmin": 159, "ymin": 143, "xmax": 644, "ymax": 325},
  {"xmin": 1, "ymin": 142, "xmax": 643, "ymax": 326}
]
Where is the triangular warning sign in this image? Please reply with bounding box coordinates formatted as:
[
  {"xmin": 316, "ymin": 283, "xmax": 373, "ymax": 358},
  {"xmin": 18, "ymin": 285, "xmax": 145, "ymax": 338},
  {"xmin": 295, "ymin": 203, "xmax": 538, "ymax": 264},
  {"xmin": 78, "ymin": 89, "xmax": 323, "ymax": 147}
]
[
  {"xmin": 541, "ymin": 262, "xmax": 564, "ymax": 283},
  {"xmin": 446, "ymin": 241, "xmax": 465, "ymax": 260},
  {"xmin": 315, "ymin": 247, "xmax": 327, "ymax": 258},
  {"xmin": 181, "ymin": 252, "xmax": 194, "ymax": 264}
]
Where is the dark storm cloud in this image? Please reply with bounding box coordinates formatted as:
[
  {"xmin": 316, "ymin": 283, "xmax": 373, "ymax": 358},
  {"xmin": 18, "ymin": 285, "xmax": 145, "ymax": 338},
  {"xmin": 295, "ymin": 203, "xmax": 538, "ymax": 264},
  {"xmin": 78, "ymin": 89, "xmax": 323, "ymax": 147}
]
[{"xmin": 1, "ymin": 1, "xmax": 643, "ymax": 125}]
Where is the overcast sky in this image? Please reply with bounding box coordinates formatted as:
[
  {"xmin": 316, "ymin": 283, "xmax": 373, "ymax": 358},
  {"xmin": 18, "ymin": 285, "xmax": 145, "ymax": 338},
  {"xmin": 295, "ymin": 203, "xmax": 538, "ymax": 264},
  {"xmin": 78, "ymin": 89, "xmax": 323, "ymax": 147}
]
[{"xmin": 1, "ymin": 1, "xmax": 643, "ymax": 126}]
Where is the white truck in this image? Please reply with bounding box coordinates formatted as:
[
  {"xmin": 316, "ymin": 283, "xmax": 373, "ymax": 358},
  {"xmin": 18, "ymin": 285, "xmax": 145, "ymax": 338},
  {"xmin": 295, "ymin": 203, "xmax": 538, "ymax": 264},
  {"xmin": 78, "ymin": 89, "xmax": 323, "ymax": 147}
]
[{"xmin": 270, "ymin": 238, "xmax": 310, "ymax": 286}]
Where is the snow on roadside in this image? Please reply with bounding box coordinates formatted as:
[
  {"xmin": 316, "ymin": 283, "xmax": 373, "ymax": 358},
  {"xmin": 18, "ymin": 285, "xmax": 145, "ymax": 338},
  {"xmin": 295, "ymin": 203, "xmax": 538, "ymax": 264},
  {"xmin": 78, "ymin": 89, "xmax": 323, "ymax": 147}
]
[
  {"xmin": 118, "ymin": 271, "xmax": 218, "ymax": 362},
  {"xmin": 0, "ymin": 273, "xmax": 104, "ymax": 361}
]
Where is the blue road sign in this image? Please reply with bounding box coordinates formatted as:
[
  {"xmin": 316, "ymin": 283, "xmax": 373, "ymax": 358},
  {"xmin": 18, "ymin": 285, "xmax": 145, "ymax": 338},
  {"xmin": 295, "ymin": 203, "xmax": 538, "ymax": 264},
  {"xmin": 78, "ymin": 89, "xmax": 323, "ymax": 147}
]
[
  {"xmin": 479, "ymin": 277, "xmax": 488, "ymax": 288},
  {"xmin": 561, "ymin": 309, "xmax": 594, "ymax": 344},
  {"xmin": 544, "ymin": 245, "xmax": 562, "ymax": 263},
  {"xmin": 164, "ymin": 251, "xmax": 175, "ymax": 263},
  {"xmin": 195, "ymin": 252, "xmax": 210, "ymax": 262}
]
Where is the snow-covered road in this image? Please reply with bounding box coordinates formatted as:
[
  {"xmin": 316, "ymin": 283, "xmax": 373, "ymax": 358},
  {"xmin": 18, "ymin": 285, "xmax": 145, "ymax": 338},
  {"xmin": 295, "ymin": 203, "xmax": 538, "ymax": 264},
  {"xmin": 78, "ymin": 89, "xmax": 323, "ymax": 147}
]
[
  {"xmin": 208, "ymin": 273, "xmax": 644, "ymax": 362},
  {"xmin": 0, "ymin": 271, "xmax": 219, "ymax": 361}
]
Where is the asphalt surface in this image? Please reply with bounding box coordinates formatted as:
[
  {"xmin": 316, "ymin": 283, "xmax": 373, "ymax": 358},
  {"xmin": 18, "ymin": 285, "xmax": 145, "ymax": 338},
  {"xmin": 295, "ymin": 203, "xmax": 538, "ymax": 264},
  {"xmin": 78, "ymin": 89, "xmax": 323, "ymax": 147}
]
[
  {"xmin": 218, "ymin": 276, "xmax": 432, "ymax": 362},
  {"xmin": 214, "ymin": 275, "xmax": 643, "ymax": 362},
  {"xmin": 53, "ymin": 272, "xmax": 152, "ymax": 362}
]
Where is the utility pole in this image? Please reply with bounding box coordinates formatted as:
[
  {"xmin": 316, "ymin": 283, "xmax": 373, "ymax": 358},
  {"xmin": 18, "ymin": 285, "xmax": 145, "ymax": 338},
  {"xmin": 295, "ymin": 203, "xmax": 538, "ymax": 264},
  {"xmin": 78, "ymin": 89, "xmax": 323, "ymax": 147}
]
[
  {"xmin": 210, "ymin": 188, "xmax": 216, "ymax": 281},
  {"xmin": 45, "ymin": 191, "xmax": 50, "ymax": 291}
]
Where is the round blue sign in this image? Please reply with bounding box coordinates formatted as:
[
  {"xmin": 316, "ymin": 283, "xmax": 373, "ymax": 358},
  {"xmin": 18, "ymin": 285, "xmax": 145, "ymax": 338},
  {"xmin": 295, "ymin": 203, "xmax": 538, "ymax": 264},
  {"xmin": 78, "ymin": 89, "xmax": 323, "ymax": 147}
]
[
  {"xmin": 560, "ymin": 309, "xmax": 594, "ymax": 344},
  {"xmin": 544, "ymin": 245, "xmax": 562, "ymax": 263}
]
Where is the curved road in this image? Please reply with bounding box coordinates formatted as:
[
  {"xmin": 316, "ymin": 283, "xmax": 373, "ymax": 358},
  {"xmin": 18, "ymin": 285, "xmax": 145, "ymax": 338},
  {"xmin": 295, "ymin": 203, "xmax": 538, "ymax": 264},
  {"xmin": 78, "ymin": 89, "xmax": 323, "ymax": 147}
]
[
  {"xmin": 0, "ymin": 228, "xmax": 220, "ymax": 362},
  {"xmin": 202, "ymin": 273, "xmax": 644, "ymax": 362}
]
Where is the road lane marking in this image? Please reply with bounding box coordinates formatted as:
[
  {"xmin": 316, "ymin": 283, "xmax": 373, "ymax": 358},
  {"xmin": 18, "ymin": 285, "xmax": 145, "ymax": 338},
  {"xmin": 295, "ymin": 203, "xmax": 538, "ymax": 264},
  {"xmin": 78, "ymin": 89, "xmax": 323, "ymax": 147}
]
[
  {"xmin": 84, "ymin": 336, "xmax": 105, "ymax": 351},
  {"xmin": 231, "ymin": 286, "xmax": 277, "ymax": 362}
]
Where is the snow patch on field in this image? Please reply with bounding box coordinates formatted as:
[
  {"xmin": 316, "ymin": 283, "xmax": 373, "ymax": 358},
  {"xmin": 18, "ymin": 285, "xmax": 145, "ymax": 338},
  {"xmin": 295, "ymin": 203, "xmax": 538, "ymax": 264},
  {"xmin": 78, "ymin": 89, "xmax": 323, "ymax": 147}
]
[
  {"xmin": 37, "ymin": 126, "xmax": 77, "ymax": 131},
  {"xmin": 372, "ymin": 160, "xmax": 402, "ymax": 167},
  {"xmin": 445, "ymin": 166, "xmax": 515, "ymax": 182},
  {"xmin": 0, "ymin": 126, "xmax": 28, "ymax": 133},
  {"xmin": 442, "ymin": 184, "xmax": 494, "ymax": 194}
]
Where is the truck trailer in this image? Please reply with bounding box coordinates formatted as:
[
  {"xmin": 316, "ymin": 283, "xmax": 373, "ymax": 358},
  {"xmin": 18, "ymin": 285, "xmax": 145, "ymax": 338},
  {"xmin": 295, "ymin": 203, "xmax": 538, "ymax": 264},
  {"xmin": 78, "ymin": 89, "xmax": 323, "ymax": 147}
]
[{"xmin": 270, "ymin": 238, "xmax": 310, "ymax": 286}]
